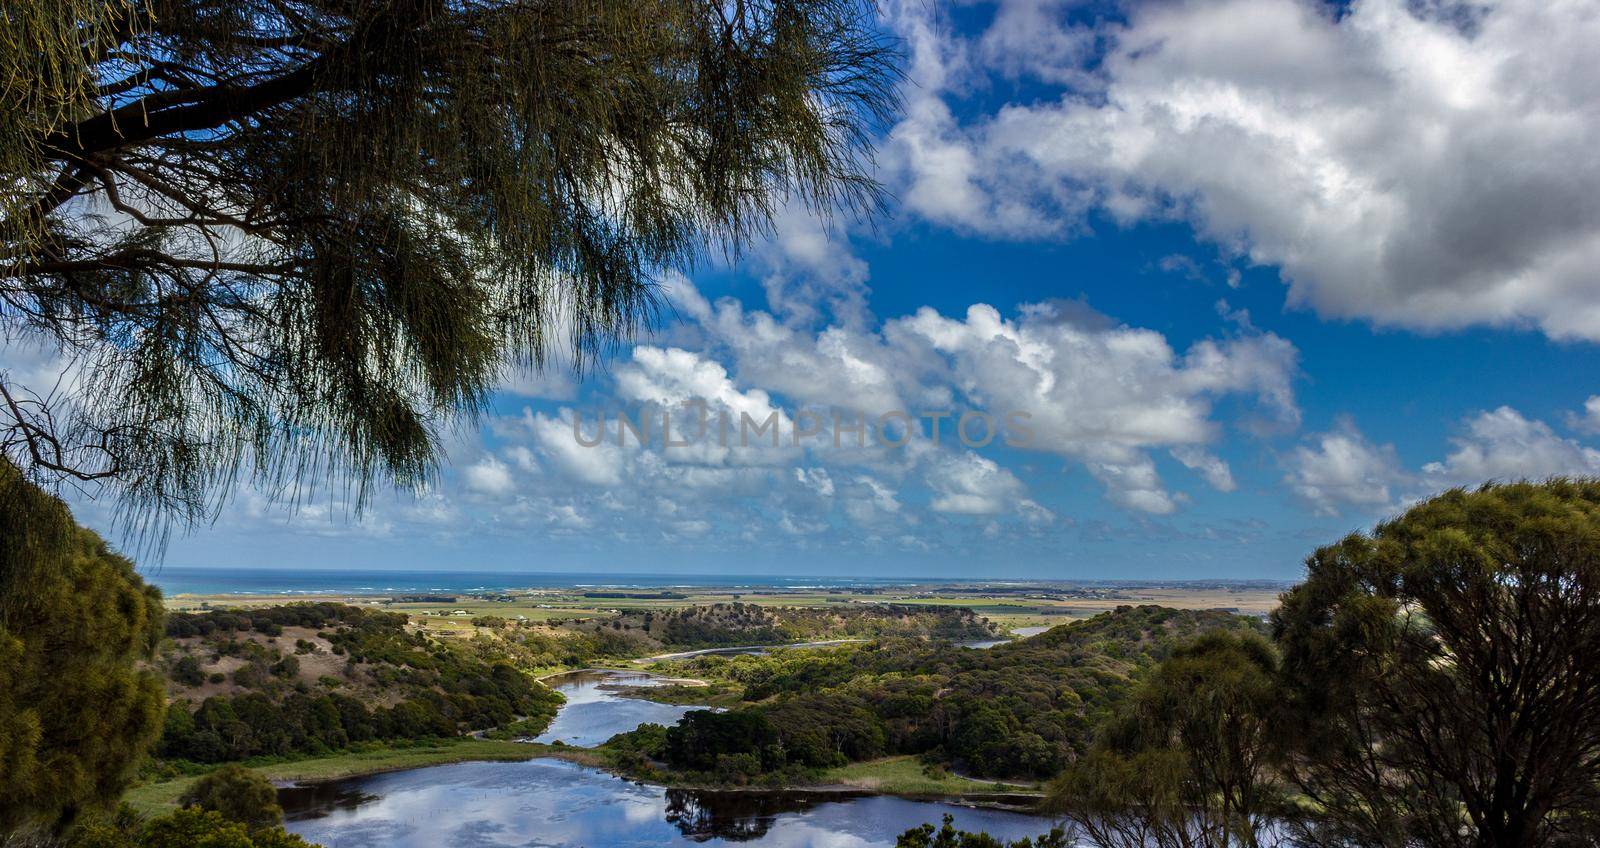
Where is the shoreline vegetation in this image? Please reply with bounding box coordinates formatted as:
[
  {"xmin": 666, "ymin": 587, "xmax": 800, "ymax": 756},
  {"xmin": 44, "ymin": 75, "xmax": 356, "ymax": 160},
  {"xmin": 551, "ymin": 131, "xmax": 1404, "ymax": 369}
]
[
  {"xmin": 125, "ymin": 595, "xmax": 1253, "ymax": 820},
  {"xmin": 125, "ymin": 740, "xmax": 1044, "ymax": 820},
  {"xmin": 537, "ymin": 667, "xmax": 710, "ymax": 687},
  {"xmin": 123, "ymin": 739, "xmax": 560, "ymax": 816}
]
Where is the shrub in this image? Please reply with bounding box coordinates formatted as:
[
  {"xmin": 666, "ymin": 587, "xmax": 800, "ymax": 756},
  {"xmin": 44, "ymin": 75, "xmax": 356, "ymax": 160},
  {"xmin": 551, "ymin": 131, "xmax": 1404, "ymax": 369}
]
[
  {"xmin": 172, "ymin": 656, "xmax": 207, "ymax": 687},
  {"xmin": 179, "ymin": 765, "xmax": 283, "ymax": 830},
  {"xmin": 270, "ymin": 656, "xmax": 300, "ymax": 679},
  {"xmin": 72, "ymin": 808, "xmax": 313, "ymax": 848}
]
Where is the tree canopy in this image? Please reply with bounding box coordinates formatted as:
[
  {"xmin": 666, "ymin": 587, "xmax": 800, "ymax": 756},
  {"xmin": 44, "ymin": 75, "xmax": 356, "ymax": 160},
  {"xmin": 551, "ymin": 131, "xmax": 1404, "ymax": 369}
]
[
  {"xmin": 929, "ymin": 480, "xmax": 1600, "ymax": 848},
  {"xmin": 0, "ymin": 0, "xmax": 898, "ymax": 530},
  {"xmin": 1274, "ymin": 480, "xmax": 1600, "ymax": 848},
  {"xmin": 0, "ymin": 458, "xmax": 166, "ymax": 834},
  {"xmin": 1047, "ymin": 631, "xmax": 1285, "ymax": 848}
]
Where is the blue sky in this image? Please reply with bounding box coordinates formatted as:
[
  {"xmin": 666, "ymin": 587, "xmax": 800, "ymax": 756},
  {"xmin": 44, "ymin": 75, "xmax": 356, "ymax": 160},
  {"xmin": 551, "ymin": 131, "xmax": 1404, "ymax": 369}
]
[{"xmin": 127, "ymin": 0, "xmax": 1600, "ymax": 580}]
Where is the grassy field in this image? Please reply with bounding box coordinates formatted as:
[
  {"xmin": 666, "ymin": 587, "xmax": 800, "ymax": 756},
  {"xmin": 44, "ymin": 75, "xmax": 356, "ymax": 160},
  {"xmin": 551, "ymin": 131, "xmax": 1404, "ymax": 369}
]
[
  {"xmin": 121, "ymin": 740, "xmax": 580, "ymax": 816},
  {"xmin": 819, "ymin": 755, "xmax": 1043, "ymax": 797}
]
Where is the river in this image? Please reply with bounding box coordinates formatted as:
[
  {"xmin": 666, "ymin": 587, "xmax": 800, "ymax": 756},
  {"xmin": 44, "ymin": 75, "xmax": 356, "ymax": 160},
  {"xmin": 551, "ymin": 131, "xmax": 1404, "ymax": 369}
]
[
  {"xmin": 280, "ymin": 667, "xmax": 1065, "ymax": 847},
  {"xmin": 281, "ymin": 759, "xmax": 1062, "ymax": 847},
  {"xmin": 531, "ymin": 670, "xmax": 702, "ymax": 747},
  {"xmin": 958, "ymin": 625, "xmax": 1051, "ymax": 649}
]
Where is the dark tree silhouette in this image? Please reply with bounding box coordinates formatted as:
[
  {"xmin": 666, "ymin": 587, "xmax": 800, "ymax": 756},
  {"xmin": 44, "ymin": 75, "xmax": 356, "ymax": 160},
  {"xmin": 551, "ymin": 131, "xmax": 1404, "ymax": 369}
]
[
  {"xmin": 1047, "ymin": 631, "xmax": 1286, "ymax": 848},
  {"xmin": 1274, "ymin": 480, "xmax": 1600, "ymax": 848}
]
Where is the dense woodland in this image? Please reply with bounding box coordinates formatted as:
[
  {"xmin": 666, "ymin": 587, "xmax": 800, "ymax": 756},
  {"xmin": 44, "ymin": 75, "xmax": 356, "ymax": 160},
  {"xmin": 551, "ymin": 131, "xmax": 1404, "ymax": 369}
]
[
  {"xmin": 982, "ymin": 482, "xmax": 1600, "ymax": 848},
  {"xmin": 155, "ymin": 605, "xmax": 563, "ymax": 764},
  {"xmin": 612, "ymin": 606, "xmax": 1262, "ymax": 781},
  {"xmin": 148, "ymin": 599, "xmax": 1001, "ymax": 768}
]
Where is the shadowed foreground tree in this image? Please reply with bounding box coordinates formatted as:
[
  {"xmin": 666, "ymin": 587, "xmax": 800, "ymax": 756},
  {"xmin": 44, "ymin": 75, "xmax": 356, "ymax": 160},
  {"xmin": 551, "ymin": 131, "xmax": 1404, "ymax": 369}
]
[
  {"xmin": 1274, "ymin": 480, "xmax": 1600, "ymax": 848},
  {"xmin": 0, "ymin": 0, "xmax": 898, "ymax": 531},
  {"xmin": 0, "ymin": 459, "xmax": 166, "ymax": 834},
  {"xmin": 70, "ymin": 807, "xmax": 313, "ymax": 848},
  {"xmin": 1046, "ymin": 631, "xmax": 1286, "ymax": 848}
]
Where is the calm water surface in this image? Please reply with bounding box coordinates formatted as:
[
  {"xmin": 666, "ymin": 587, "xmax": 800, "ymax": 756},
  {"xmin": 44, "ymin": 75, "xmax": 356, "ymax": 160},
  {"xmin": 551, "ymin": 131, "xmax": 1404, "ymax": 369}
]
[
  {"xmin": 643, "ymin": 639, "xmax": 868, "ymax": 661},
  {"xmin": 279, "ymin": 659, "xmax": 1066, "ymax": 846},
  {"xmin": 532, "ymin": 670, "xmax": 701, "ymax": 747},
  {"xmin": 958, "ymin": 625, "xmax": 1052, "ymax": 649},
  {"xmin": 281, "ymin": 758, "xmax": 1062, "ymax": 847}
]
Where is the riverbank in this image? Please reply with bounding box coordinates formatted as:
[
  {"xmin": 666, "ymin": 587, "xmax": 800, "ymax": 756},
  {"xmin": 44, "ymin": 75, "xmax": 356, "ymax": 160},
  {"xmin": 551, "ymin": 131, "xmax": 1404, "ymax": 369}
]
[
  {"xmin": 122, "ymin": 739, "xmax": 603, "ymax": 816},
  {"xmin": 125, "ymin": 741, "xmax": 1042, "ymax": 819},
  {"xmin": 538, "ymin": 666, "xmax": 710, "ymax": 687},
  {"xmin": 280, "ymin": 757, "xmax": 1062, "ymax": 848},
  {"xmin": 520, "ymin": 669, "xmax": 1042, "ymax": 805}
]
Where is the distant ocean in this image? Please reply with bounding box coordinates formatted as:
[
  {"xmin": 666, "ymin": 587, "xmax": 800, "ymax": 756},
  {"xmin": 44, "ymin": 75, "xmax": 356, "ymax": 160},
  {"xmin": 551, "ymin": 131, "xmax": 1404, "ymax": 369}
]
[{"xmin": 139, "ymin": 566, "xmax": 927, "ymax": 596}]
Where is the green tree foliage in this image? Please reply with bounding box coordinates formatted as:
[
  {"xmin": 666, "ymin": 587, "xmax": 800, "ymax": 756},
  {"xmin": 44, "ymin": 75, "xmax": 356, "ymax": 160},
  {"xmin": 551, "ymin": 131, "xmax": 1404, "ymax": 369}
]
[
  {"xmin": 1047, "ymin": 632, "xmax": 1285, "ymax": 848},
  {"xmin": 657, "ymin": 606, "xmax": 1261, "ymax": 780},
  {"xmin": 764, "ymin": 694, "xmax": 886, "ymax": 766},
  {"xmin": 171, "ymin": 655, "xmax": 206, "ymax": 687},
  {"xmin": 71, "ymin": 807, "xmax": 312, "ymax": 848},
  {"xmin": 1274, "ymin": 480, "xmax": 1600, "ymax": 848},
  {"xmin": 895, "ymin": 814, "xmax": 1069, "ymax": 848},
  {"xmin": 178, "ymin": 765, "xmax": 283, "ymax": 831},
  {"xmin": 165, "ymin": 604, "xmax": 375, "ymax": 639},
  {"xmin": 665, "ymin": 711, "xmax": 780, "ymax": 773},
  {"xmin": 0, "ymin": 460, "xmax": 165, "ymax": 834},
  {"xmin": 654, "ymin": 602, "xmax": 996, "ymax": 647},
  {"xmin": 604, "ymin": 721, "xmax": 671, "ymax": 767},
  {"xmin": 157, "ymin": 604, "xmax": 562, "ymax": 763},
  {"xmin": 0, "ymin": 0, "xmax": 898, "ymax": 528}
]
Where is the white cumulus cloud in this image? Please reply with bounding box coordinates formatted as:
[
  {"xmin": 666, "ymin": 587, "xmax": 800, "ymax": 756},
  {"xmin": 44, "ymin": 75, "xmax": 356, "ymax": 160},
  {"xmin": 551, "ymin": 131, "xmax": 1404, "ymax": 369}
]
[
  {"xmin": 1568, "ymin": 396, "xmax": 1600, "ymax": 436},
  {"xmin": 1423, "ymin": 406, "xmax": 1600, "ymax": 483},
  {"xmin": 886, "ymin": 0, "xmax": 1600, "ymax": 340},
  {"xmin": 462, "ymin": 456, "xmax": 516, "ymax": 497},
  {"xmin": 1283, "ymin": 420, "xmax": 1406, "ymax": 515},
  {"xmin": 925, "ymin": 451, "xmax": 1030, "ymax": 515}
]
